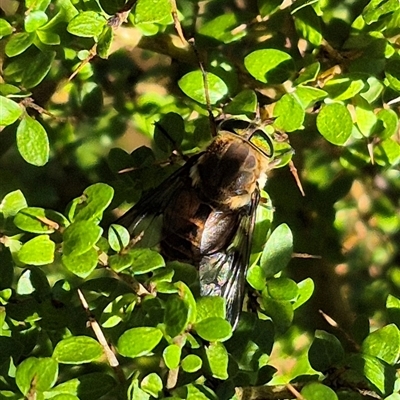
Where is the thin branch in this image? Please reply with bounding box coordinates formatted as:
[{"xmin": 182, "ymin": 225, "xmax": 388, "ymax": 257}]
[{"xmin": 77, "ymin": 289, "xmax": 125, "ymax": 382}]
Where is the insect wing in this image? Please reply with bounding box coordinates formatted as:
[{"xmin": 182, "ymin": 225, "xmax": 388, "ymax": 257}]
[
  {"xmin": 115, "ymin": 154, "xmax": 201, "ymax": 247},
  {"xmin": 199, "ymin": 189, "xmax": 260, "ymax": 328}
]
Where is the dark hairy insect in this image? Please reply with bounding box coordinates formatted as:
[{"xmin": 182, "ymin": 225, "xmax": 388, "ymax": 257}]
[{"xmin": 115, "ymin": 118, "xmax": 283, "ymax": 328}]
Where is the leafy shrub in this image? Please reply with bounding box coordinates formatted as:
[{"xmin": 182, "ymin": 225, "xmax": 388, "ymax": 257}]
[{"xmin": 1, "ymin": 1, "xmax": 400, "ymax": 399}]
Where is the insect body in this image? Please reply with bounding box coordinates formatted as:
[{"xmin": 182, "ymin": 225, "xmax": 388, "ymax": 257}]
[{"xmin": 116, "ymin": 122, "xmax": 279, "ymax": 328}]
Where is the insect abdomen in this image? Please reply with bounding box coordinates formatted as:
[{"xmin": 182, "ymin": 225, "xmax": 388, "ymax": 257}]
[{"xmin": 161, "ymin": 186, "xmax": 240, "ymax": 262}]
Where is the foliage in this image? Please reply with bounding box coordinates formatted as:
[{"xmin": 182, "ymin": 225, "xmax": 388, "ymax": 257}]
[{"xmin": 0, "ymin": 0, "xmax": 400, "ymax": 399}]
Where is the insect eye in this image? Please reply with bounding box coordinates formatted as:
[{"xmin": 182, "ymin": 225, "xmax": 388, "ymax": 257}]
[
  {"xmin": 218, "ymin": 119, "xmax": 251, "ymax": 133},
  {"xmin": 249, "ymin": 130, "xmax": 274, "ymax": 158}
]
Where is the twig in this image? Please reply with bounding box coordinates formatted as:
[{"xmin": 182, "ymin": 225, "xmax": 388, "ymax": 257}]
[
  {"xmin": 170, "ymin": 0, "xmax": 187, "ymax": 45},
  {"xmin": 292, "ymin": 252, "xmax": 321, "ymax": 259},
  {"xmin": 68, "ymin": 45, "xmax": 97, "ymax": 82},
  {"xmin": 77, "ymin": 289, "xmax": 125, "ymax": 382},
  {"xmin": 319, "ymin": 309, "xmax": 361, "ymax": 352},
  {"xmin": 289, "ymin": 160, "xmax": 305, "ymax": 196}
]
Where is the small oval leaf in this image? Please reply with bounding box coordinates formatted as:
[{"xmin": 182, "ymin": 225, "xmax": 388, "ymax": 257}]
[
  {"xmin": 53, "ymin": 336, "xmax": 103, "ymax": 364},
  {"xmin": 178, "ymin": 70, "xmax": 228, "ymax": 105},
  {"xmin": 118, "ymin": 327, "xmax": 163, "ymax": 358},
  {"xmin": 244, "ymin": 49, "xmax": 294, "ymax": 84},
  {"xmin": 16, "ymin": 357, "xmax": 58, "ymax": 395},
  {"xmin": 195, "ymin": 317, "xmax": 232, "ymax": 341},
  {"xmin": 316, "ymin": 103, "xmax": 353, "ymax": 146},
  {"xmin": 0, "ymin": 96, "xmax": 22, "ymax": 126},
  {"xmin": 63, "ymin": 221, "xmax": 102, "ymax": 256},
  {"xmin": 16, "ymin": 116, "xmax": 49, "ymax": 166},
  {"xmin": 67, "ymin": 11, "xmax": 106, "ymax": 37},
  {"xmin": 18, "ymin": 235, "xmax": 55, "ymax": 265},
  {"xmin": 260, "ymin": 223, "xmax": 293, "ymax": 278}
]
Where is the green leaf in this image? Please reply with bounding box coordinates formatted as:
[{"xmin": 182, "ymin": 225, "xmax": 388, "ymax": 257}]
[
  {"xmin": 26, "ymin": 0, "xmax": 51, "ymax": 12},
  {"xmin": 261, "ymin": 297, "xmax": 293, "ymax": 333},
  {"xmin": 198, "ymin": 13, "xmax": 247, "ymax": 43},
  {"xmin": 260, "ymin": 223, "xmax": 293, "ymax": 278},
  {"xmin": 62, "ymin": 247, "xmax": 98, "ymax": 278},
  {"xmin": 15, "ymin": 357, "xmax": 58, "ymax": 395},
  {"xmin": 258, "ymin": 0, "xmax": 282, "ymax": 17},
  {"xmin": 347, "ymin": 353, "xmax": 396, "ymax": 396},
  {"xmin": 22, "ymin": 50, "xmax": 56, "ymax": 88},
  {"xmin": 178, "ymin": 70, "xmax": 228, "ymax": 105},
  {"xmin": 0, "ymin": 19, "xmax": 13, "ymax": 38},
  {"xmin": 100, "ymin": 293, "xmax": 137, "ymax": 328},
  {"xmin": 47, "ymin": 373, "xmax": 115, "ymax": 399},
  {"xmin": 16, "ymin": 116, "xmax": 49, "ymax": 166},
  {"xmin": 273, "ymin": 93, "xmax": 305, "ymax": 132},
  {"xmin": 360, "ymin": 76, "xmax": 384, "ymax": 103},
  {"xmin": 176, "ymin": 281, "xmax": 197, "ymax": 324},
  {"xmin": 181, "ymin": 354, "xmax": 202, "ymax": 373},
  {"xmin": 387, "ymin": 294, "xmax": 400, "ymax": 328},
  {"xmin": 195, "ymin": 317, "xmax": 232, "ymax": 341},
  {"xmin": 266, "ymin": 277, "xmax": 298, "ymax": 301},
  {"xmin": 293, "ymin": 278, "xmax": 314, "ymax": 309},
  {"xmin": 16, "ymin": 269, "xmax": 38, "ymax": 295},
  {"xmin": 0, "ymin": 83, "xmax": 20, "ymax": 96},
  {"xmin": 25, "ymin": 11, "xmax": 48, "ymax": 32},
  {"xmin": 118, "ymin": 327, "xmax": 163, "ymax": 358},
  {"xmin": 5, "ymin": 32, "xmax": 35, "ymax": 57},
  {"xmin": 247, "ymin": 265, "xmax": 266, "ymax": 291},
  {"xmin": 67, "ymin": 11, "xmax": 106, "ymax": 37},
  {"xmin": 141, "ymin": 373, "xmax": 163, "ymax": 398},
  {"xmin": 301, "ymin": 382, "xmax": 338, "ymax": 400},
  {"xmin": 308, "ymin": 330, "xmax": 345, "ymax": 372},
  {"xmin": 53, "ymin": 336, "xmax": 103, "ymax": 364},
  {"xmin": 134, "ymin": 0, "xmax": 173, "ymax": 24},
  {"xmin": 163, "ymin": 344, "xmax": 181, "ymax": 370},
  {"xmin": 362, "ymin": 324, "xmax": 400, "ymax": 365},
  {"xmin": 294, "ymin": 62, "xmax": 320, "ymax": 85},
  {"xmin": 196, "ymin": 296, "xmax": 225, "ymax": 322},
  {"xmin": 169, "ymin": 261, "xmax": 197, "ymax": 286},
  {"xmin": 223, "ymin": 89, "xmax": 258, "ymax": 116},
  {"xmin": 252, "ymin": 192, "xmax": 274, "ymax": 252},
  {"xmin": 354, "ymin": 96, "xmax": 377, "ymax": 137},
  {"xmin": 363, "ymin": 0, "xmax": 399, "ymax": 24},
  {"xmin": 36, "ymin": 30, "xmax": 61, "ymax": 45},
  {"xmin": 0, "ymin": 96, "xmax": 22, "ymax": 126},
  {"xmin": 205, "ymin": 342, "xmax": 229, "ymax": 380},
  {"xmin": 186, "ymin": 384, "xmax": 216, "ymax": 399},
  {"xmin": 154, "ymin": 112, "xmax": 184, "ymax": 153},
  {"xmin": 128, "ymin": 248, "xmax": 165, "ymax": 274},
  {"xmin": 129, "ymin": 379, "xmax": 151, "ymax": 400},
  {"xmin": 14, "ymin": 207, "xmax": 66, "ymax": 233},
  {"xmin": 375, "ymin": 108, "xmax": 398, "ymax": 139},
  {"xmin": 50, "ymin": 394, "xmax": 79, "ymax": 400},
  {"xmin": 294, "ymin": 6, "xmax": 323, "ymax": 46},
  {"xmin": 374, "ymin": 138, "xmax": 400, "ymax": 166},
  {"xmin": 316, "ymin": 103, "xmax": 353, "ymax": 146},
  {"xmin": 324, "ymin": 76, "xmax": 365, "ymax": 101},
  {"xmin": 108, "ymin": 252, "xmax": 134, "ymax": 272},
  {"xmin": 164, "ymin": 295, "xmax": 190, "ymax": 338},
  {"xmin": 18, "ymin": 235, "xmax": 55, "ymax": 265},
  {"xmin": 293, "ymin": 86, "xmax": 327, "ymax": 109},
  {"xmin": 244, "ymin": 49, "xmax": 294, "ymax": 84},
  {"xmin": 72, "ymin": 183, "xmax": 114, "ymax": 222},
  {"xmin": 0, "ymin": 190, "xmax": 27, "ymax": 218},
  {"xmin": 108, "ymin": 224, "xmax": 130, "ymax": 251},
  {"xmin": 97, "ymin": 25, "xmax": 113, "ymax": 59},
  {"xmin": 63, "ymin": 221, "xmax": 102, "ymax": 256}
]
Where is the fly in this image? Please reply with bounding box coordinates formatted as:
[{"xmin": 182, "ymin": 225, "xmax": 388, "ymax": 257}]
[{"xmin": 115, "ymin": 117, "xmax": 288, "ymax": 328}]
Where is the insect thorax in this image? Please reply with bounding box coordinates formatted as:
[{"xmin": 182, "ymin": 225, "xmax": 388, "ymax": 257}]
[{"xmin": 190, "ymin": 131, "xmax": 269, "ymax": 209}]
